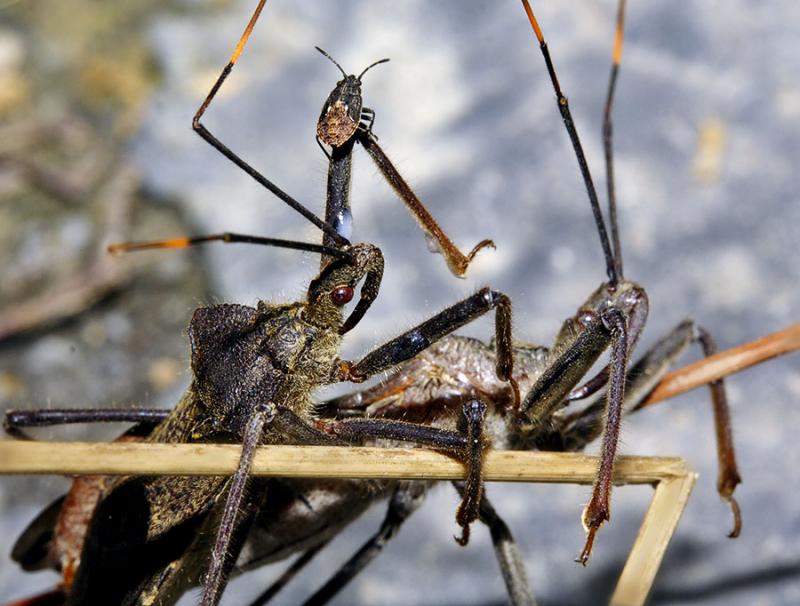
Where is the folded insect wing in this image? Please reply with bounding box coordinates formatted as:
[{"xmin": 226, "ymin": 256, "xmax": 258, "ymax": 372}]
[{"xmin": 66, "ymin": 478, "xmax": 203, "ymax": 606}]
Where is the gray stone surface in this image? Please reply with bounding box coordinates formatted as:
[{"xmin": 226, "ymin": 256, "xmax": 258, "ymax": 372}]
[{"xmin": 2, "ymin": 1, "xmax": 799, "ymax": 604}]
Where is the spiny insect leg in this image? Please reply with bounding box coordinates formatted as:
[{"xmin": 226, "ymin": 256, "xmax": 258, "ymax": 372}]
[
  {"xmin": 319, "ymin": 400, "xmax": 488, "ymax": 543},
  {"xmin": 337, "ymin": 287, "xmax": 518, "ymax": 409}
]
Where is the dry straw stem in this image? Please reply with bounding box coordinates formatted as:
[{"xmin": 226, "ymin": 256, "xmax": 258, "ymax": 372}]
[
  {"xmin": 611, "ymin": 470, "xmax": 696, "ymax": 606},
  {"xmin": 0, "ymin": 443, "xmax": 694, "ymax": 606},
  {"xmin": 0, "ymin": 441, "xmax": 690, "ymax": 481},
  {"xmin": 641, "ymin": 322, "xmax": 800, "ymax": 408}
]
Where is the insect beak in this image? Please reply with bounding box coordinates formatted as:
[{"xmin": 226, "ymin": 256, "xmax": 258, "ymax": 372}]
[{"xmin": 340, "ymin": 260, "xmax": 383, "ymax": 335}]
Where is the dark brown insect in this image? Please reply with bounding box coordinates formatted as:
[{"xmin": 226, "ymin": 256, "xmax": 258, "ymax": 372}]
[
  {"xmin": 3, "ymin": 3, "xmax": 519, "ymax": 605},
  {"xmin": 7, "ymin": 225, "xmax": 514, "ymax": 606},
  {"xmin": 315, "ymin": 47, "xmax": 386, "ymax": 148}
]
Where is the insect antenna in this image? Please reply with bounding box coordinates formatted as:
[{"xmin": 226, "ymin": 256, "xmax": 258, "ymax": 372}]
[
  {"xmin": 314, "ymin": 46, "xmax": 348, "ymax": 78},
  {"xmin": 357, "ymin": 57, "xmax": 390, "ymax": 81},
  {"xmin": 107, "ymin": 232, "xmax": 352, "ymax": 261},
  {"xmin": 602, "ymin": 0, "xmax": 627, "ymax": 280},
  {"xmin": 313, "ymin": 47, "xmax": 390, "ymax": 82},
  {"xmin": 520, "ymin": 0, "xmax": 619, "ymax": 285}
]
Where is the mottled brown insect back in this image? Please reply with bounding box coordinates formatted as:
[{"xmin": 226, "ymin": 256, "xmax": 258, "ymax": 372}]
[{"xmin": 317, "ymin": 99, "xmax": 359, "ymax": 148}]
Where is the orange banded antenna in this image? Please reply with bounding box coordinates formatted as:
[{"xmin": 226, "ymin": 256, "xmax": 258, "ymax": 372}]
[
  {"xmin": 518, "ymin": 0, "xmax": 619, "ymax": 284},
  {"xmin": 108, "ymin": 237, "xmax": 194, "ymax": 254},
  {"xmin": 604, "ymin": 0, "xmax": 628, "ymax": 280}
]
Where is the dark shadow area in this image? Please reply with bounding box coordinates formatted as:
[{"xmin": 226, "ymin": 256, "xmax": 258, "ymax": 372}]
[{"xmin": 429, "ymin": 538, "xmax": 800, "ymax": 606}]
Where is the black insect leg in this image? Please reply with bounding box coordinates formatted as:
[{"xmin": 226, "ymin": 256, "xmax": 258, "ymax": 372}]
[
  {"xmin": 694, "ymin": 326, "xmax": 742, "ymax": 537},
  {"xmin": 320, "ymin": 400, "xmax": 488, "ymax": 543},
  {"xmin": 455, "ymin": 399, "xmax": 486, "ymax": 545},
  {"xmin": 481, "ymin": 499, "xmax": 536, "ymax": 606},
  {"xmin": 523, "ymin": 319, "xmax": 614, "ymax": 427},
  {"xmin": 191, "ymin": 0, "xmax": 345, "ymax": 245},
  {"xmin": 204, "ymin": 406, "xmax": 342, "ymax": 606},
  {"xmin": 518, "ymin": 307, "xmax": 630, "ymax": 564},
  {"xmin": 578, "ymin": 309, "xmax": 628, "ymax": 565},
  {"xmin": 557, "ymin": 320, "xmax": 741, "ymax": 538},
  {"xmin": 3, "ymin": 408, "xmax": 169, "ymax": 440},
  {"xmin": 561, "ymin": 320, "xmax": 715, "ymax": 445},
  {"xmin": 337, "ymin": 287, "xmax": 518, "ymax": 407},
  {"xmin": 453, "ymin": 483, "xmax": 537, "ymax": 606},
  {"xmin": 359, "ymin": 107, "xmax": 376, "ymax": 133},
  {"xmin": 202, "ymin": 403, "xmax": 275, "ymax": 606},
  {"xmin": 298, "ymin": 482, "xmax": 427, "ymax": 606},
  {"xmin": 275, "ymin": 482, "xmax": 534, "ymax": 606}
]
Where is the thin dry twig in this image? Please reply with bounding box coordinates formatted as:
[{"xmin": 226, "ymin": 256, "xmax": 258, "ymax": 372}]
[
  {"xmin": 640, "ymin": 323, "xmax": 800, "ymax": 408},
  {"xmin": 611, "ymin": 471, "xmax": 696, "ymax": 606},
  {"xmin": 0, "ymin": 443, "xmax": 694, "ymax": 606},
  {"xmin": 0, "ymin": 441, "xmax": 689, "ymax": 482}
]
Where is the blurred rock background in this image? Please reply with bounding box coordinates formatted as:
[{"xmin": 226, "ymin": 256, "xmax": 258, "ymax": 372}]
[{"xmin": 1, "ymin": 1, "xmax": 798, "ymax": 604}]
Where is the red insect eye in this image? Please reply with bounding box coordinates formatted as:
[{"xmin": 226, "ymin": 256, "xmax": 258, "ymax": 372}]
[{"xmin": 330, "ymin": 286, "xmax": 354, "ymax": 306}]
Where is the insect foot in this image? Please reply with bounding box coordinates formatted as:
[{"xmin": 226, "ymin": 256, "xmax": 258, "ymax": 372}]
[
  {"xmin": 719, "ymin": 466, "xmax": 743, "ymax": 538},
  {"xmin": 455, "ymin": 399, "xmax": 488, "ymax": 546},
  {"xmin": 578, "ymin": 492, "xmax": 611, "ymax": 565}
]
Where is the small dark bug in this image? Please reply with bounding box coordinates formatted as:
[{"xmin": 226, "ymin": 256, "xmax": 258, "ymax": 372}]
[{"xmin": 314, "ymin": 47, "xmax": 387, "ymax": 148}]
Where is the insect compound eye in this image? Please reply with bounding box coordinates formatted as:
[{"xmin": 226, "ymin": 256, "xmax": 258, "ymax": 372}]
[{"xmin": 330, "ymin": 285, "xmax": 354, "ymax": 306}]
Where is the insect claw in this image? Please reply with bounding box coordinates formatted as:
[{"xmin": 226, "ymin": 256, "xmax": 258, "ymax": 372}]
[
  {"xmin": 717, "ymin": 466, "xmax": 742, "ymax": 537},
  {"xmin": 578, "ymin": 495, "xmax": 609, "ymax": 565},
  {"xmin": 454, "ymin": 524, "xmax": 471, "ymax": 547},
  {"xmin": 575, "ymin": 527, "xmax": 598, "ymax": 566},
  {"xmin": 725, "ymin": 495, "xmax": 742, "ymax": 538},
  {"xmin": 465, "ymin": 239, "xmax": 496, "ymax": 263}
]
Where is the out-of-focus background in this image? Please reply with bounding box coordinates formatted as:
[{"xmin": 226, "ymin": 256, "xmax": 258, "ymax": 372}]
[{"xmin": 1, "ymin": 1, "xmax": 798, "ymax": 604}]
